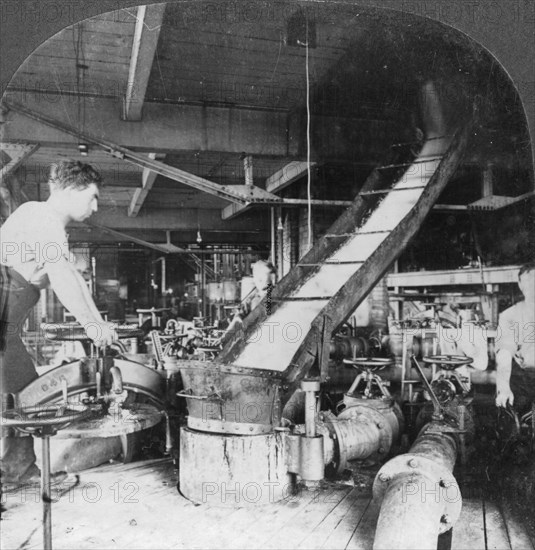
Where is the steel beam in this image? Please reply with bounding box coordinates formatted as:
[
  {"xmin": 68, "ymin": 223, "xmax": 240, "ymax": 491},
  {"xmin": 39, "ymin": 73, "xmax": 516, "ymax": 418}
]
[
  {"xmin": 221, "ymin": 198, "xmax": 352, "ymax": 220},
  {"xmin": 2, "ymin": 92, "xmax": 292, "ymax": 157}
]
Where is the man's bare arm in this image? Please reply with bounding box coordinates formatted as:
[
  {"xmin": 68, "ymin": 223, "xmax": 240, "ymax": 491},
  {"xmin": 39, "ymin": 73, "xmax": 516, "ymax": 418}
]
[
  {"xmin": 495, "ymin": 349, "xmax": 514, "ymax": 406},
  {"xmin": 45, "ymin": 258, "xmax": 116, "ymax": 346}
]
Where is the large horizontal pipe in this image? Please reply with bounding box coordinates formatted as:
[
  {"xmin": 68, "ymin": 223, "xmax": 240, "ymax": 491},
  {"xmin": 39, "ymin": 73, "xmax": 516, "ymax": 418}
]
[
  {"xmin": 321, "ymin": 400, "xmax": 402, "ymax": 472},
  {"xmin": 325, "ymin": 362, "xmax": 496, "ymax": 392},
  {"xmin": 287, "ymin": 397, "xmax": 402, "ymax": 473},
  {"xmin": 372, "ymin": 423, "xmax": 461, "ymax": 549}
]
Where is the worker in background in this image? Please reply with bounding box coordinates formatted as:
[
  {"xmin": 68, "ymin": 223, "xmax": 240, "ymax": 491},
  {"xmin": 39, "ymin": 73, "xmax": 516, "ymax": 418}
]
[
  {"xmin": 495, "ymin": 261, "xmax": 535, "ymax": 411},
  {"xmin": 222, "ymin": 260, "xmax": 276, "ymax": 341},
  {"xmin": 0, "ymin": 160, "xmax": 117, "ymax": 489},
  {"xmin": 243, "ymin": 259, "xmax": 276, "ymax": 316}
]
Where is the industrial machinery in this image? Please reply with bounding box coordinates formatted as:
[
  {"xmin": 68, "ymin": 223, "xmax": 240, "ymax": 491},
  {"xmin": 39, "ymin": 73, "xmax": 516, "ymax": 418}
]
[
  {"xmin": 175, "ymin": 83, "xmax": 474, "ymax": 537},
  {"xmin": 372, "ymin": 354, "xmax": 474, "ymax": 549},
  {"xmin": 3, "ymin": 323, "xmax": 168, "ymax": 470},
  {"xmin": 4, "ymin": 83, "xmax": 486, "ymax": 550}
]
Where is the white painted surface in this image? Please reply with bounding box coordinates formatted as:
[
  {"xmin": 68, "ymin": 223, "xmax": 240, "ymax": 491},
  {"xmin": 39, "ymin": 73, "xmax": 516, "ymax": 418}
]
[{"xmin": 234, "ymin": 83, "xmax": 450, "ymax": 372}]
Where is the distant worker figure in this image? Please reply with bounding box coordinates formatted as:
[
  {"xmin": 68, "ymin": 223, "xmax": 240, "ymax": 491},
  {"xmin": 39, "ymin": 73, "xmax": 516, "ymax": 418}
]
[
  {"xmin": 222, "ymin": 260, "xmax": 277, "ymax": 340},
  {"xmin": 0, "ymin": 160, "xmax": 117, "ymax": 488},
  {"xmin": 495, "ymin": 261, "xmax": 535, "ymax": 412}
]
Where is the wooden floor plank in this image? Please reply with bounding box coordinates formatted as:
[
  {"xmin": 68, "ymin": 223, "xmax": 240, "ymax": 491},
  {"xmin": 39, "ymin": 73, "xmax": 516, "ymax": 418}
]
[
  {"xmin": 346, "ymin": 499, "xmax": 380, "ymax": 550},
  {"xmin": 231, "ymin": 487, "xmax": 320, "ymax": 549},
  {"xmin": 452, "ymin": 499, "xmax": 487, "ymax": 550},
  {"xmin": 5, "ymin": 460, "xmax": 522, "ymax": 550},
  {"xmin": 320, "ymin": 498, "xmax": 372, "ymax": 549},
  {"xmin": 263, "ymin": 487, "xmax": 347, "ymax": 549},
  {"xmin": 499, "ymin": 503, "xmax": 535, "ymax": 550},
  {"xmin": 279, "ymin": 486, "xmax": 351, "ymax": 549},
  {"xmin": 206, "ymin": 505, "xmax": 266, "ymax": 549},
  {"xmin": 484, "ymin": 501, "xmax": 513, "ymax": 550},
  {"xmin": 297, "ymin": 489, "xmax": 364, "ymax": 549}
]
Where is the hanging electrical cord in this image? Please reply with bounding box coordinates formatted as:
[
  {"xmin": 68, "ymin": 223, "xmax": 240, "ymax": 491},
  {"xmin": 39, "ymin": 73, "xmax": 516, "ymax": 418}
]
[
  {"xmin": 305, "ymin": 20, "xmax": 312, "ymax": 252},
  {"xmin": 296, "ymin": 15, "xmax": 313, "ymax": 252}
]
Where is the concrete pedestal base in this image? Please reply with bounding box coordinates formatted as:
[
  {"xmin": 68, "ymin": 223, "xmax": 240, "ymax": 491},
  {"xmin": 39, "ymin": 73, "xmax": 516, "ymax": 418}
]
[
  {"xmin": 179, "ymin": 427, "xmax": 292, "ymax": 506},
  {"xmin": 35, "ymin": 436, "xmax": 122, "ymax": 473}
]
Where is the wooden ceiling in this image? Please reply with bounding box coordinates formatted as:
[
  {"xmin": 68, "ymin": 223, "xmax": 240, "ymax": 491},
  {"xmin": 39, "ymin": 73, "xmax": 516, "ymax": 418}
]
[{"xmin": 2, "ymin": 1, "xmax": 532, "ymax": 249}]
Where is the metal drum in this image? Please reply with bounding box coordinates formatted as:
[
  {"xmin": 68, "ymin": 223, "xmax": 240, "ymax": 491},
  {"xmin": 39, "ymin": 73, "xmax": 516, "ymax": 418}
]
[{"xmin": 177, "ymin": 360, "xmax": 284, "ymax": 435}]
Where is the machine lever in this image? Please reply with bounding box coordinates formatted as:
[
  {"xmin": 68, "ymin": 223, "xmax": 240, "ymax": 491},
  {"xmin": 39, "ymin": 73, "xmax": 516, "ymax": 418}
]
[
  {"xmin": 150, "ymin": 330, "xmax": 165, "ymax": 368},
  {"xmin": 411, "ymin": 354, "xmax": 443, "ymax": 421}
]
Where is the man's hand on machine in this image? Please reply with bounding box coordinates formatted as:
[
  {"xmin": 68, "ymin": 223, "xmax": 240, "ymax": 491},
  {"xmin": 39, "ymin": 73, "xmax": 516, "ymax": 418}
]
[
  {"xmin": 84, "ymin": 321, "xmax": 118, "ymax": 348},
  {"xmin": 495, "ymin": 386, "xmax": 514, "ymax": 408}
]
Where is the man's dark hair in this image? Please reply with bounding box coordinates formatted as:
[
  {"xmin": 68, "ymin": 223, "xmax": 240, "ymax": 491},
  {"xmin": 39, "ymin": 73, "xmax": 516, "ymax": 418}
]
[
  {"xmin": 49, "ymin": 160, "xmax": 103, "ymax": 190},
  {"xmin": 518, "ymin": 260, "xmax": 535, "ymax": 278}
]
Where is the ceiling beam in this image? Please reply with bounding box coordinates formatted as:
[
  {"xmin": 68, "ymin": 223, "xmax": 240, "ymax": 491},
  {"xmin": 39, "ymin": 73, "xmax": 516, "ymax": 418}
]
[
  {"xmin": 4, "ymin": 100, "xmax": 284, "ymax": 206},
  {"xmin": 68, "ymin": 229, "xmax": 269, "ymax": 247},
  {"xmin": 77, "ymin": 206, "xmax": 269, "ymax": 232},
  {"xmin": 123, "ymin": 4, "xmax": 166, "ymax": 121},
  {"xmin": 82, "ymin": 222, "xmax": 263, "ymax": 254},
  {"xmin": 3, "ymin": 92, "xmax": 293, "ymax": 157},
  {"xmin": 0, "ymin": 142, "xmax": 40, "ymax": 184},
  {"xmin": 128, "ymin": 153, "xmax": 163, "ymax": 217},
  {"xmin": 84, "ymin": 221, "xmax": 183, "ymax": 254},
  {"xmin": 265, "ymin": 161, "xmax": 316, "ymax": 194}
]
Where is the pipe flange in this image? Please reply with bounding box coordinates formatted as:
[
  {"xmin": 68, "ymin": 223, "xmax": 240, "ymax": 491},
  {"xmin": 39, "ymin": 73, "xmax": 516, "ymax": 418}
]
[
  {"xmin": 338, "ymin": 403, "xmax": 394, "ymax": 458},
  {"xmin": 373, "ymin": 453, "xmax": 461, "ymax": 534}
]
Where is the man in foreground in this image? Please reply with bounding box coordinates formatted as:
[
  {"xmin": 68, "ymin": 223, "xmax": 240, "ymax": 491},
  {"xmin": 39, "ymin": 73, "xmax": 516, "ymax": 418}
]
[{"xmin": 0, "ymin": 160, "xmax": 116, "ymax": 487}]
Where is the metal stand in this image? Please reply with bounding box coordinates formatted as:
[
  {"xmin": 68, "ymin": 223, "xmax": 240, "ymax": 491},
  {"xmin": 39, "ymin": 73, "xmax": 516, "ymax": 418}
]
[
  {"xmin": 1, "ymin": 403, "xmax": 91, "ymax": 550},
  {"xmin": 342, "ymin": 357, "xmax": 394, "ymax": 400},
  {"xmin": 413, "ymin": 354, "xmax": 474, "ymax": 465}
]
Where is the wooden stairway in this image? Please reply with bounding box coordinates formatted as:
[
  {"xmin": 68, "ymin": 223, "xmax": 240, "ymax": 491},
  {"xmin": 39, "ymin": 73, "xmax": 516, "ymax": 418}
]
[{"xmin": 219, "ymin": 84, "xmax": 472, "ymax": 391}]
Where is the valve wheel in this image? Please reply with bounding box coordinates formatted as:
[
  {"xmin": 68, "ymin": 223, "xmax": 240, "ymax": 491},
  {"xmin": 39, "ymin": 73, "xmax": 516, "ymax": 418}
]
[
  {"xmin": 1, "ymin": 403, "xmax": 92, "ymax": 433},
  {"xmin": 422, "ymin": 354, "xmax": 473, "ymax": 367},
  {"xmin": 343, "ymin": 357, "xmax": 394, "ymax": 369}
]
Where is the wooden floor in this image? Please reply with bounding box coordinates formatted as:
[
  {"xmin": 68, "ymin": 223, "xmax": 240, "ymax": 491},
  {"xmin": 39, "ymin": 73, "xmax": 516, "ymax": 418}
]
[{"xmin": 1, "ymin": 458, "xmax": 533, "ymax": 550}]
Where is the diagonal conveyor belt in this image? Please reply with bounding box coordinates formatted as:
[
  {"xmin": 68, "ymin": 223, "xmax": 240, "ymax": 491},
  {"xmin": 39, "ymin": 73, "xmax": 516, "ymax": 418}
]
[{"xmin": 219, "ymin": 82, "xmax": 472, "ymax": 383}]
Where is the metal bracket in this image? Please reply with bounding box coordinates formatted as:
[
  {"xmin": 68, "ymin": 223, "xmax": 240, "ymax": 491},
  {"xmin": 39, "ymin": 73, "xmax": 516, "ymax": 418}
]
[{"xmin": 317, "ymin": 315, "xmax": 333, "ymax": 382}]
